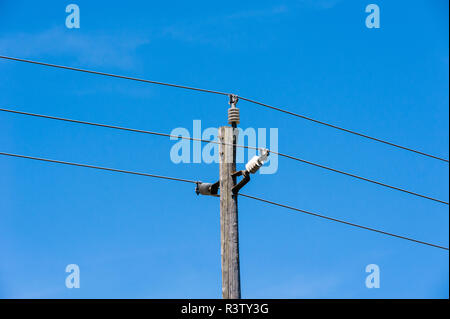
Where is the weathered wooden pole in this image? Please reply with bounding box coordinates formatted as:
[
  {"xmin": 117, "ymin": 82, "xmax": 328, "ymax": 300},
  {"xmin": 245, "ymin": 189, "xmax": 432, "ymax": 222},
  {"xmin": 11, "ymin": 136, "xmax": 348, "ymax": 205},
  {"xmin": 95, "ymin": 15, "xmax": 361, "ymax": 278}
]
[{"xmin": 219, "ymin": 95, "xmax": 241, "ymax": 299}]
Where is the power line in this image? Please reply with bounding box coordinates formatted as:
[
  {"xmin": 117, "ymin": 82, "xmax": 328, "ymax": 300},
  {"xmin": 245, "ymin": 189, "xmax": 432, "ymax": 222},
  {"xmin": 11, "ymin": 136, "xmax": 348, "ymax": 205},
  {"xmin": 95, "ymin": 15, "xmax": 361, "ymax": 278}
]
[
  {"xmin": 271, "ymin": 150, "xmax": 449, "ymax": 205},
  {"xmin": 1, "ymin": 107, "xmax": 447, "ymax": 205},
  {"xmin": 239, "ymin": 193, "xmax": 449, "ymax": 251},
  {"xmin": 239, "ymin": 97, "xmax": 449, "ymax": 163},
  {"xmin": 0, "ymin": 151, "xmax": 198, "ymax": 184},
  {"xmin": 0, "ymin": 150, "xmax": 447, "ymax": 251},
  {"xmin": 1, "ymin": 55, "xmax": 447, "ymax": 164},
  {"xmin": 0, "ymin": 55, "xmax": 230, "ymax": 96},
  {"xmin": 0, "ymin": 107, "xmax": 261, "ymax": 152}
]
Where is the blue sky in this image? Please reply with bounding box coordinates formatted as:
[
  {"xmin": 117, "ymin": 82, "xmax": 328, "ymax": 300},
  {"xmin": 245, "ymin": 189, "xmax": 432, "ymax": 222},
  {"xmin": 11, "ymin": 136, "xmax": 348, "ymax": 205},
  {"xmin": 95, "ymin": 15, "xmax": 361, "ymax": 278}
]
[{"xmin": 0, "ymin": 0, "xmax": 448, "ymax": 298}]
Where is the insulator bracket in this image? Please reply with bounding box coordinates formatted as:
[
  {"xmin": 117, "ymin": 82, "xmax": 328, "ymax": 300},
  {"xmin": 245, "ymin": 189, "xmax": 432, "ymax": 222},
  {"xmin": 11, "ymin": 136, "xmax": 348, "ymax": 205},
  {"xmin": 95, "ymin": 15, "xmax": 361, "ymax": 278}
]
[{"xmin": 231, "ymin": 170, "xmax": 250, "ymax": 194}]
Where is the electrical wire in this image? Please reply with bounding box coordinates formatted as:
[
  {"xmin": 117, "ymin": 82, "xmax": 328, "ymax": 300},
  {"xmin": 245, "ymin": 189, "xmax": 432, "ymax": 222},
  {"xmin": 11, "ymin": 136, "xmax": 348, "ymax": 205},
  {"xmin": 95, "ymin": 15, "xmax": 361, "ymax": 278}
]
[
  {"xmin": 0, "ymin": 107, "xmax": 261, "ymax": 152},
  {"xmin": 271, "ymin": 150, "xmax": 449, "ymax": 205},
  {"xmin": 0, "ymin": 55, "xmax": 230, "ymax": 96},
  {"xmin": 1, "ymin": 55, "xmax": 447, "ymax": 163},
  {"xmin": 1, "ymin": 107, "xmax": 447, "ymax": 205},
  {"xmin": 239, "ymin": 96, "xmax": 449, "ymax": 163},
  {"xmin": 0, "ymin": 151, "xmax": 198, "ymax": 184},
  {"xmin": 0, "ymin": 150, "xmax": 447, "ymax": 251},
  {"xmin": 239, "ymin": 193, "xmax": 449, "ymax": 251}
]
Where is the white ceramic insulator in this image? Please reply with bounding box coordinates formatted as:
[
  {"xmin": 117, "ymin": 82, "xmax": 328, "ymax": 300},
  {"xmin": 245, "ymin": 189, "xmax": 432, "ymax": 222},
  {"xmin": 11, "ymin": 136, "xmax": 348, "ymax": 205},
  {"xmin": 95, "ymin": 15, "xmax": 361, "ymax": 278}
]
[
  {"xmin": 245, "ymin": 155, "xmax": 263, "ymax": 174},
  {"xmin": 228, "ymin": 107, "xmax": 240, "ymax": 124}
]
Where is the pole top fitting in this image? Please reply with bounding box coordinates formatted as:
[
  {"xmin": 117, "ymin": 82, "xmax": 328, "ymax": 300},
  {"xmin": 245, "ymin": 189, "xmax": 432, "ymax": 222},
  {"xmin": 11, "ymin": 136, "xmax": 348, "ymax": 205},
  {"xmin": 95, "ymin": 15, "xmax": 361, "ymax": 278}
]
[{"xmin": 228, "ymin": 94, "xmax": 239, "ymax": 108}]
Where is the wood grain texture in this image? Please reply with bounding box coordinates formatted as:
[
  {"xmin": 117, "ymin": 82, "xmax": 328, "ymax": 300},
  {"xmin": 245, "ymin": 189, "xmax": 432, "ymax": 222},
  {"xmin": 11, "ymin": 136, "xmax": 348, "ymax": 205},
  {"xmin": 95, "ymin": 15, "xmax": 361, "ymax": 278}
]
[{"xmin": 219, "ymin": 126, "xmax": 241, "ymax": 299}]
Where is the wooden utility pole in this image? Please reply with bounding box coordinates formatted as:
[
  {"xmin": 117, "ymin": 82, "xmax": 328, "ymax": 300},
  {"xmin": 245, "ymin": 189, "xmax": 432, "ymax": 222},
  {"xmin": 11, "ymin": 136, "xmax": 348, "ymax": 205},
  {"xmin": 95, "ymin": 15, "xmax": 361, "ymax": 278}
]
[{"xmin": 219, "ymin": 97, "xmax": 241, "ymax": 299}]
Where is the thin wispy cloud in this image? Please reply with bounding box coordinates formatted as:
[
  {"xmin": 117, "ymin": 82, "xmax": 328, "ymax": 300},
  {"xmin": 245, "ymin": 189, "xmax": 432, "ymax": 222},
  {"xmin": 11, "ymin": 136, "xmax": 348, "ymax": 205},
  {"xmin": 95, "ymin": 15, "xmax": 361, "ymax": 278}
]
[
  {"xmin": 159, "ymin": 1, "xmax": 340, "ymax": 48},
  {"xmin": 225, "ymin": 5, "xmax": 288, "ymax": 20},
  {"xmin": 0, "ymin": 27, "xmax": 150, "ymax": 70},
  {"xmin": 298, "ymin": 0, "xmax": 342, "ymax": 10},
  {"xmin": 161, "ymin": 4, "xmax": 289, "ymax": 47}
]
